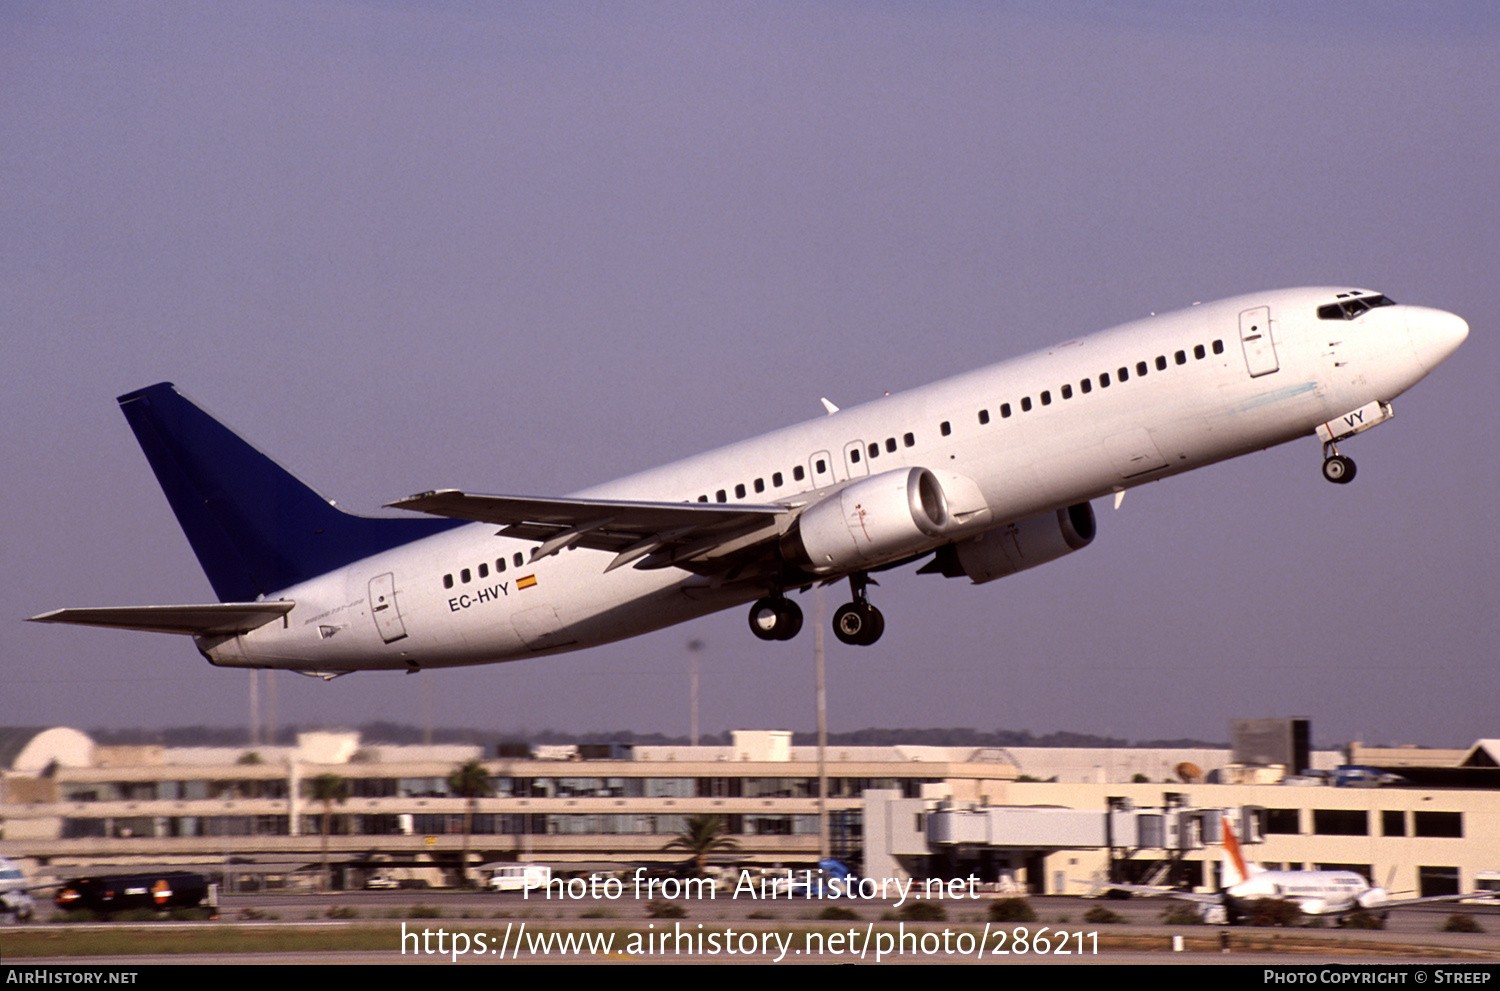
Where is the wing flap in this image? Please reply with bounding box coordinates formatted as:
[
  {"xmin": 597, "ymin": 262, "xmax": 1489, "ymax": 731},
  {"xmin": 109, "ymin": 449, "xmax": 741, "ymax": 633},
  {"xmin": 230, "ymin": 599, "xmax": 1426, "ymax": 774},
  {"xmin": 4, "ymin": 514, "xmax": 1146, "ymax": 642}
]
[
  {"xmin": 27, "ymin": 602, "xmax": 294, "ymax": 636},
  {"xmin": 387, "ymin": 489, "xmax": 787, "ymax": 531},
  {"xmin": 387, "ymin": 490, "xmax": 793, "ymax": 571}
]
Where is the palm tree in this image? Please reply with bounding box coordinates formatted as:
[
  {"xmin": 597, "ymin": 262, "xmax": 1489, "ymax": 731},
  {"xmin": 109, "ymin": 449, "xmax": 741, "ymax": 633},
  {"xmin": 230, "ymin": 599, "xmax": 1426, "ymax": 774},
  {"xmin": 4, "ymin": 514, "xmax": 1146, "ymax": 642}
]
[
  {"xmin": 447, "ymin": 759, "xmax": 493, "ymax": 887},
  {"xmin": 307, "ymin": 773, "xmax": 347, "ymax": 891},
  {"xmin": 663, "ymin": 815, "xmax": 740, "ymax": 875}
]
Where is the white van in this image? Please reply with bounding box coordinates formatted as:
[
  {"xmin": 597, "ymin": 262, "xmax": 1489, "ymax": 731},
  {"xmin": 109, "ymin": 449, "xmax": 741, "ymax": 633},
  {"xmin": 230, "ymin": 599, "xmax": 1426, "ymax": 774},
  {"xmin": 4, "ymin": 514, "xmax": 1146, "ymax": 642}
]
[{"xmin": 487, "ymin": 864, "xmax": 550, "ymax": 892}]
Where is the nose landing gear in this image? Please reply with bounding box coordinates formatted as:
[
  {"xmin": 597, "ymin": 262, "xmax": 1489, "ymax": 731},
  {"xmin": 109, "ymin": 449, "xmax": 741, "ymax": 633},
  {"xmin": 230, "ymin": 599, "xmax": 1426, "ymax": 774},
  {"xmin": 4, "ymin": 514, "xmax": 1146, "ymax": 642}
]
[{"xmin": 1321, "ymin": 441, "xmax": 1357, "ymax": 485}]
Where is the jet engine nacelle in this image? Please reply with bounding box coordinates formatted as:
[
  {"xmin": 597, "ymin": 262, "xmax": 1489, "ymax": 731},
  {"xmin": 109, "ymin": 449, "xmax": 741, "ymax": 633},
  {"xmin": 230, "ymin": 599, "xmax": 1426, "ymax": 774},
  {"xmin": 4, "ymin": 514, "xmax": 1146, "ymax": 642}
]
[
  {"xmin": 925, "ymin": 502, "xmax": 1096, "ymax": 584},
  {"xmin": 1356, "ymin": 888, "xmax": 1390, "ymax": 910},
  {"xmin": 784, "ymin": 467, "xmax": 951, "ymax": 573}
]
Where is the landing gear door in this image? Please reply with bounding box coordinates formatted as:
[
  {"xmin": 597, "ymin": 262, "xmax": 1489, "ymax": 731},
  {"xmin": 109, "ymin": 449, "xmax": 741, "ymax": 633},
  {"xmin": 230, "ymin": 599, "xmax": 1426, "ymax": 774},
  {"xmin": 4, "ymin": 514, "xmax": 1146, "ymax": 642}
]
[
  {"xmin": 1239, "ymin": 306, "xmax": 1279, "ymax": 378},
  {"xmin": 368, "ymin": 572, "xmax": 408, "ymax": 644}
]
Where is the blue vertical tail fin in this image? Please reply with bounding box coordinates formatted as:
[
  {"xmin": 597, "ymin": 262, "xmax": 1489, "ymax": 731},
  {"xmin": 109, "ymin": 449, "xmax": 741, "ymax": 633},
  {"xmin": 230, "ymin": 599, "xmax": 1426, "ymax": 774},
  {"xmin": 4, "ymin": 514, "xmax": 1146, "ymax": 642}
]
[{"xmin": 117, "ymin": 383, "xmax": 462, "ymax": 602}]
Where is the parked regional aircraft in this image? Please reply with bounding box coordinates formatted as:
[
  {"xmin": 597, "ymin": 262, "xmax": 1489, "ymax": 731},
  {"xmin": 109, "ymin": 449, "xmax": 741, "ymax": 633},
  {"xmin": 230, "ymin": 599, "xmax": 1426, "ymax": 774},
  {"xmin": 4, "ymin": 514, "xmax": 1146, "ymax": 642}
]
[
  {"xmin": 1097, "ymin": 818, "xmax": 1492, "ymax": 924},
  {"xmin": 30, "ymin": 287, "xmax": 1467, "ymax": 676}
]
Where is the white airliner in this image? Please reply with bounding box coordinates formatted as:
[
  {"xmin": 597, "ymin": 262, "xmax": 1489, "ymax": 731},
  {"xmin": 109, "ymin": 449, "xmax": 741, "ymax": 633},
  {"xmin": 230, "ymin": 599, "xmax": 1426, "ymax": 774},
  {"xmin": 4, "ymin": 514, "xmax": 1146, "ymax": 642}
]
[
  {"xmin": 1103, "ymin": 818, "xmax": 1492, "ymax": 924},
  {"xmin": 30, "ymin": 287, "xmax": 1467, "ymax": 677}
]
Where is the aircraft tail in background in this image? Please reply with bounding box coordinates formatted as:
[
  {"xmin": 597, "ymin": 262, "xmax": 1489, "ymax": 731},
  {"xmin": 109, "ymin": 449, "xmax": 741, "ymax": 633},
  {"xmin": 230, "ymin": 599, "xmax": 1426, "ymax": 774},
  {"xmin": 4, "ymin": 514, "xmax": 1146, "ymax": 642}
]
[{"xmin": 1220, "ymin": 817, "xmax": 1259, "ymax": 887}]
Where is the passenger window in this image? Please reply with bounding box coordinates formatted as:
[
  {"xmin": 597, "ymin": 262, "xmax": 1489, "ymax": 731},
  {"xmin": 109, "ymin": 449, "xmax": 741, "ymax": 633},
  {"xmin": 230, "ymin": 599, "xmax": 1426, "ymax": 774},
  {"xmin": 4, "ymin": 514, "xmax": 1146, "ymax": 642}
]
[
  {"xmin": 1080, "ymin": 379, "xmax": 1091, "ymax": 394},
  {"xmin": 868, "ymin": 443, "xmax": 879, "ymax": 458},
  {"xmin": 885, "ymin": 437, "xmax": 896, "ymax": 453},
  {"xmin": 1155, "ymin": 355, "xmax": 1167, "ymax": 371},
  {"xmin": 1136, "ymin": 361, "xmax": 1148, "ymax": 376},
  {"xmin": 514, "ymin": 552, "xmax": 523, "ymax": 567},
  {"xmin": 734, "ymin": 483, "xmax": 745, "ymax": 498},
  {"xmin": 1212, "ymin": 339, "xmax": 1224, "ymax": 354},
  {"xmin": 1194, "ymin": 344, "xmax": 1206, "ymax": 359},
  {"xmin": 1175, "ymin": 350, "xmax": 1187, "ymax": 365},
  {"xmin": 772, "ymin": 472, "xmax": 784, "ymax": 487},
  {"xmin": 1118, "ymin": 367, "xmax": 1129, "ymax": 382},
  {"xmin": 1040, "ymin": 390, "xmax": 1052, "ymax": 406},
  {"xmin": 716, "ymin": 489, "xmax": 727, "ymax": 502},
  {"xmin": 940, "ymin": 421, "xmax": 951, "ymax": 436},
  {"xmin": 698, "ymin": 495, "xmax": 708, "ymax": 502},
  {"xmin": 497, "ymin": 558, "xmax": 506, "ymax": 572},
  {"xmin": 815, "ymin": 459, "xmax": 827, "ymax": 473},
  {"xmin": 794, "ymin": 466, "xmax": 805, "ymax": 481},
  {"xmin": 903, "ymin": 432, "xmax": 914, "ymax": 447},
  {"xmin": 443, "ymin": 574, "xmax": 454, "ymax": 589},
  {"xmin": 850, "ymin": 449, "xmax": 861, "ymax": 463},
  {"xmin": 754, "ymin": 478, "xmax": 764, "ymax": 493},
  {"xmin": 1021, "ymin": 396, "xmax": 1032, "ymax": 412},
  {"xmin": 978, "ymin": 409, "xmax": 990, "ymax": 425},
  {"xmin": 461, "ymin": 568, "xmax": 471, "ymax": 584},
  {"xmin": 1100, "ymin": 372, "xmax": 1111, "ymax": 387},
  {"xmin": 1061, "ymin": 384, "xmax": 1072, "ymax": 399},
  {"xmin": 479, "ymin": 563, "xmax": 489, "ymax": 578},
  {"xmin": 1000, "ymin": 402, "xmax": 1011, "ymax": 418}
]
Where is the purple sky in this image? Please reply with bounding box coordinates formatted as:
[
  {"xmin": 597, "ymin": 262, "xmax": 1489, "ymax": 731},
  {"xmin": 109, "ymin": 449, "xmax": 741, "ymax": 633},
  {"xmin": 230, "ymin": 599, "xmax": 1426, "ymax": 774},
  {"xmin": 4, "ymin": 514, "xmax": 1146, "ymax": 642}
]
[{"xmin": 5, "ymin": 2, "xmax": 1497, "ymax": 748}]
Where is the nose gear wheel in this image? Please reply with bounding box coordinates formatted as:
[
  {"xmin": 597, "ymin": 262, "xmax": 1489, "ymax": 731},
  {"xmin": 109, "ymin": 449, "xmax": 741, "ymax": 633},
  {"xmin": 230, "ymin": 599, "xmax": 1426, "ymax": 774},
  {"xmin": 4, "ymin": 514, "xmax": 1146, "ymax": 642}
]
[{"xmin": 1321, "ymin": 441, "xmax": 1357, "ymax": 484}]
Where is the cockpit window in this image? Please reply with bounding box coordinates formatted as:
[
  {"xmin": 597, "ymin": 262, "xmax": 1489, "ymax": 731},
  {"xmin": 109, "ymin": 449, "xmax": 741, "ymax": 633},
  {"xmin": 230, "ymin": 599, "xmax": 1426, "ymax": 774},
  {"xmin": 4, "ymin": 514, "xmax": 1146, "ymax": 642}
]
[{"xmin": 1317, "ymin": 293, "xmax": 1396, "ymax": 321}]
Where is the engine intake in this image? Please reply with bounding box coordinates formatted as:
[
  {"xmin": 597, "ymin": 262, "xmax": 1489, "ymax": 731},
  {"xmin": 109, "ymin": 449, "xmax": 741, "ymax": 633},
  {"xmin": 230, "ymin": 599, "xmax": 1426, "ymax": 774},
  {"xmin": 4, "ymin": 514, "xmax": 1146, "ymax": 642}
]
[
  {"xmin": 922, "ymin": 502, "xmax": 1096, "ymax": 584},
  {"xmin": 783, "ymin": 468, "xmax": 952, "ymax": 573}
]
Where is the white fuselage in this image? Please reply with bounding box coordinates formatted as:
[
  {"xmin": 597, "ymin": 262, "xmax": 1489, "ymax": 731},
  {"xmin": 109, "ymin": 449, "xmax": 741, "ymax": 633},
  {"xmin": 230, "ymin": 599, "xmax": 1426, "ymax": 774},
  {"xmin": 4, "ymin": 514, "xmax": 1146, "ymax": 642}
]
[
  {"xmin": 201, "ymin": 287, "xmax": 1467, "ymax": 672},
  {"xmin": 1226, "ymin": 871, "xmax": 1384, "ymax": 916}
]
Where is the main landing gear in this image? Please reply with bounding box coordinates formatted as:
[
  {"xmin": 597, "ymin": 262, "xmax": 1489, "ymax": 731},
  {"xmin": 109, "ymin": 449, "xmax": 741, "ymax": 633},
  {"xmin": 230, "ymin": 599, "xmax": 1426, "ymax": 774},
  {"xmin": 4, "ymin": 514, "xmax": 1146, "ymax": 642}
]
[
  {"xmin": 833, "ymin": 572, "xmax": 884, "ymax": 646},
  {"xmin": 1321, "ymin": 441, "xmax": 1357, "ymax": 485},
  {"xmin": 747, "ymin": 572, "xmax": 886, "ymax": 646},
  {"xmin": 748, "ymin": 595, "xmax": 803, "ymax": 641}
]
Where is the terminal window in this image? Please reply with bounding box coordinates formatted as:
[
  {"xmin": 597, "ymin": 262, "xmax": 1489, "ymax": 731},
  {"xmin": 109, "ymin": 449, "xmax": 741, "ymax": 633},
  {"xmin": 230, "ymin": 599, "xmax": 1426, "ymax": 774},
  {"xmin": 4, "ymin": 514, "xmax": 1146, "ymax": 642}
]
[
  {"xmin": 1262, "ymin": 808, "xmax": 1300, "ymax": 834},
  {"xmin": 1312, "ymin": 809, "xmax": 1368, "ymax": 835},
  {"xmin": 1414, "ymin": 811, "xmax": 1462, "ymax": 838}
]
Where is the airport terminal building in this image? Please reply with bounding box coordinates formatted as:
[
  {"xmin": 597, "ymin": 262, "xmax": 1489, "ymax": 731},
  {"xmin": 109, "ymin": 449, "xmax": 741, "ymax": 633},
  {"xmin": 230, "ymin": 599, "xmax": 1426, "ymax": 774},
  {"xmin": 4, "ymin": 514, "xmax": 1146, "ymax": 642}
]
[{"xmin": 2, "ymin": 725, "xmax": 1498, "ymax": 899}]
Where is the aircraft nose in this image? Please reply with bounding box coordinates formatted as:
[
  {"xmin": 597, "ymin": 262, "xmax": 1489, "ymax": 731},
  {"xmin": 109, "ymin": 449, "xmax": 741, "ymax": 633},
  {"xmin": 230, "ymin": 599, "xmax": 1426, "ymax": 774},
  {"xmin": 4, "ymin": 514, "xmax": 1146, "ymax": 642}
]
[{"xmin": 1407, "ymin": 306, "xmax": 1469, "ymax": 372}]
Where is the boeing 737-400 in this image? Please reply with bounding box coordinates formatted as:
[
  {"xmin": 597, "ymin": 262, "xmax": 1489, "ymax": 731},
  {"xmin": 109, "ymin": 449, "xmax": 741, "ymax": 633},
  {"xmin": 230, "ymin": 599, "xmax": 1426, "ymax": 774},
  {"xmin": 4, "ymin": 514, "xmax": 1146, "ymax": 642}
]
[{"xmin": 30, "ymin": 287, "xmax": 1468, "ymax": 678}]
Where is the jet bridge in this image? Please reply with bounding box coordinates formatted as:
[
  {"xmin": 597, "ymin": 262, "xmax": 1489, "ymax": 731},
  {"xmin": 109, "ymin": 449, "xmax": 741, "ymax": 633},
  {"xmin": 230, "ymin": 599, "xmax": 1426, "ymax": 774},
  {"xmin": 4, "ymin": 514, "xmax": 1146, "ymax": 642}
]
[
  {"xmin": 865, "ymin": 791, "xmax": 1253, "ymax": 895},
  {"xmin": 924, "ymin": 799, "xmax": 1225, "ymax": 850}
]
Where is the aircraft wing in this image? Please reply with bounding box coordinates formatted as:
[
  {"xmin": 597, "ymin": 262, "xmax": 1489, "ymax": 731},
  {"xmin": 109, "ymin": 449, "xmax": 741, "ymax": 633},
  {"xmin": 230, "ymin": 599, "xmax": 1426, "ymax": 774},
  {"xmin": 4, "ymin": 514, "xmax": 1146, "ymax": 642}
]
[
  {"xmin": 27, "ymin": 602, "xmax": 295, "ymax": 636},
  {"xmin": 1074, "ymin": 879, "xmax": 1220, "ymax": 905},
  {"xmin": 1377, "ymin": 891, "xmax": 1500, "ymax": 910},
  {"xmin": 387, "ymin": 489, "xmax": 796, "ymax": 574}
]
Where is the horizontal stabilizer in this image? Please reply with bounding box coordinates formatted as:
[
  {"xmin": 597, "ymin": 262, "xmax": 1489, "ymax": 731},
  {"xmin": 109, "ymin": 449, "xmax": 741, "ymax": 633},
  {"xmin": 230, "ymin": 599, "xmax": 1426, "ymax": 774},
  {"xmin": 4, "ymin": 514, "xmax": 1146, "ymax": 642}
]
[{"xmin": 27, "ymin": 602, "xmax": 294, "ymax": 636}]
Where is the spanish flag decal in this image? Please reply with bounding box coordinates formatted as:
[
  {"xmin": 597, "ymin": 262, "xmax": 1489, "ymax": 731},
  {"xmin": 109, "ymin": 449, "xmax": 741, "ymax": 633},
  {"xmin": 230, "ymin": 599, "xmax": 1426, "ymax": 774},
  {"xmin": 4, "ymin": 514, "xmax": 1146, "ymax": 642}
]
[{"xmin": 516, "ymin": 574, "xmax": 538, "ymax": 590}]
